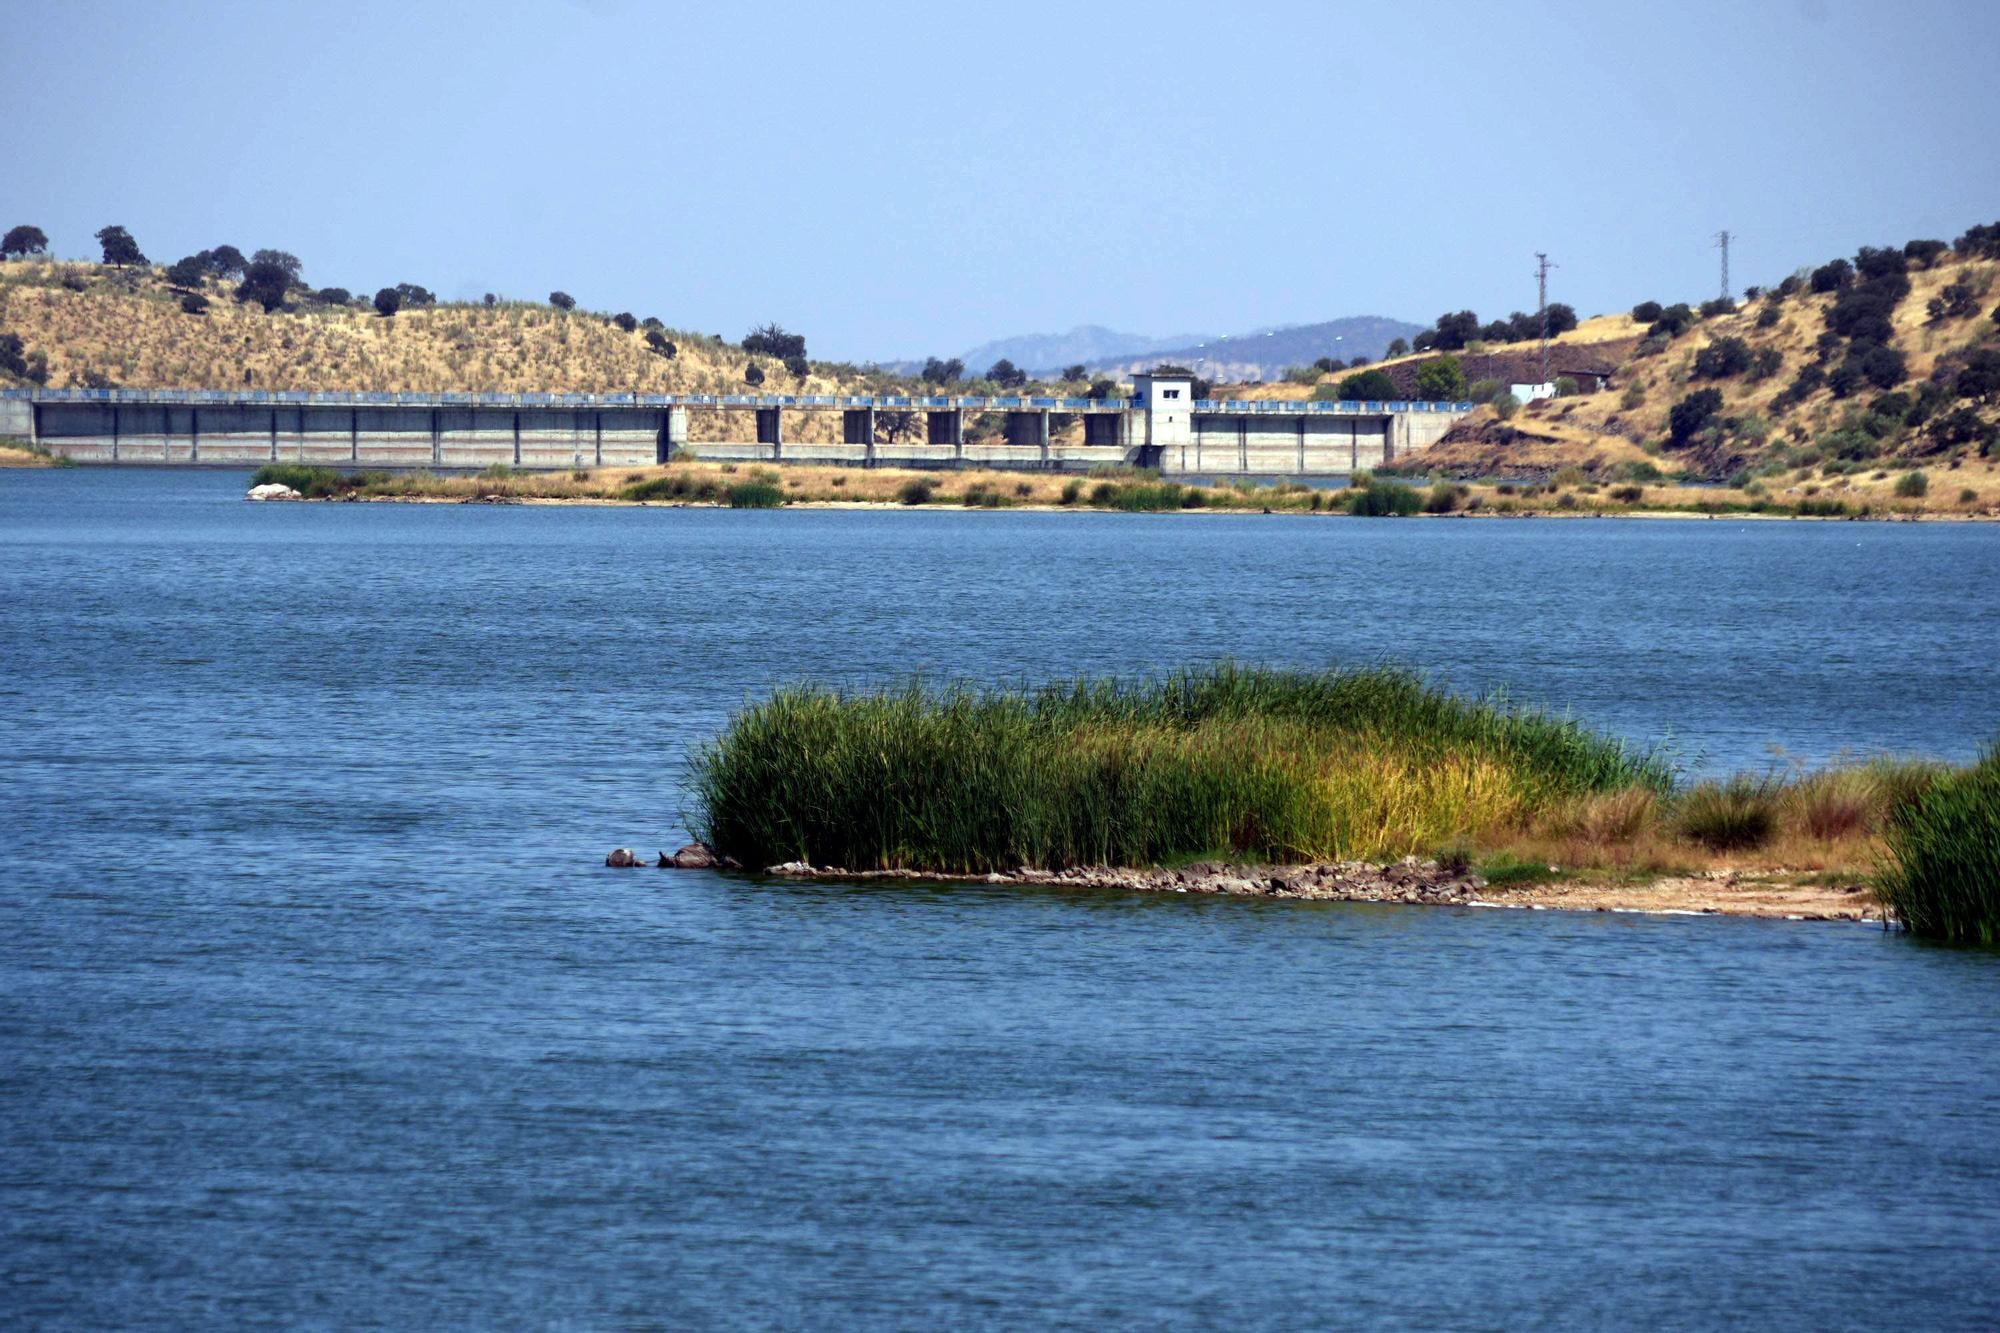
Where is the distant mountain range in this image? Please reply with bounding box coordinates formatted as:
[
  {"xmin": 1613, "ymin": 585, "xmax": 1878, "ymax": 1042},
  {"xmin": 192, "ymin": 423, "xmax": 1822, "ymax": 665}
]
[
  {"xmin": 1082, "ymin": 316, "xmax": 1425, "ymax": 382},
  {"xmin": 956, "ymin": 325, "xmax": 1212, "ymax": 377},
  {"xmin": 880, "ymin": 316, "xmax": 1427, "ymax": 383}
]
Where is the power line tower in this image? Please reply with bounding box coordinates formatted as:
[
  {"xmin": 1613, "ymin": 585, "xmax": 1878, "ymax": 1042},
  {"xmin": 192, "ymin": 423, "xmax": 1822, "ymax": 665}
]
[
  {"xmin": 1715, "ymin": 230, "xmax": 1733, "ymax": 303},
  {"xmin": 1535, "ymin": 252, "xmax": 1557, "ymax": 386}
]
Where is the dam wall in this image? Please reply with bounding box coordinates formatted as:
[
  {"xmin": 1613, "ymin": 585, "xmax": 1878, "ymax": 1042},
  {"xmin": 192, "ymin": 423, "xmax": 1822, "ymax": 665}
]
[{"xmin": 4, "ymin": 387, "xmax": 1473, "ymax": 476}]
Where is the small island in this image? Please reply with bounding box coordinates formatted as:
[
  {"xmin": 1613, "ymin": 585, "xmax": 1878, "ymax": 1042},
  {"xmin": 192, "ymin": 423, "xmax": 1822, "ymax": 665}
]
[{"xmin": 655, "ymin": 664, "xmax": 1997, "ymax": 942}]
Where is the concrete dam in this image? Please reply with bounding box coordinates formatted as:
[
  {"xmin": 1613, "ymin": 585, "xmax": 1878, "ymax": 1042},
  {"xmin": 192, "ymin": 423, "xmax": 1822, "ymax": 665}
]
[{"xmin": 1, "ymin": 373, "xmax": 1472, "ymax": 476}]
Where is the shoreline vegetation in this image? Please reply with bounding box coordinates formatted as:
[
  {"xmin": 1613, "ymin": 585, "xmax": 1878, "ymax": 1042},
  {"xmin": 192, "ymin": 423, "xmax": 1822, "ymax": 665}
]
[
  {"xmin": 246, "ymin": 460, "xmax": 2000, "ymax": 521},
  {"xmin": 681, "ymin": 665, "xmax": 1997, "ymax": 940}
]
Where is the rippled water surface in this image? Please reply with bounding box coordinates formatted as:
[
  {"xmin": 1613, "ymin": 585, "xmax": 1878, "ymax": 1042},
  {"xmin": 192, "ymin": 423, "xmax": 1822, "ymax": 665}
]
[{"xmin": 3, "ymin": 469, "xmax": 1998, "ymax": 1329}]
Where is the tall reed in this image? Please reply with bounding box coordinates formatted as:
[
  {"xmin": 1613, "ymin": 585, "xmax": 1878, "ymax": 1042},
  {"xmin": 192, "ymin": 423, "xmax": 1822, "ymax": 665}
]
[
  {"xmin": 689, "ymin": 664, "xmax": 1672, "ymax": 872},
  {"xmin": 1876, "ymin": 749, "xmax": 2000, "ymax": 943}
]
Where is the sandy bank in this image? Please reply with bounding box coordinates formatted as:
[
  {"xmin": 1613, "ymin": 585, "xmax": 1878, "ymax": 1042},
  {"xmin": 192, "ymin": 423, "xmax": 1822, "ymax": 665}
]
[{"xmin": 689, "ymin": 856, "xmax": 1883, "ymax": 923}]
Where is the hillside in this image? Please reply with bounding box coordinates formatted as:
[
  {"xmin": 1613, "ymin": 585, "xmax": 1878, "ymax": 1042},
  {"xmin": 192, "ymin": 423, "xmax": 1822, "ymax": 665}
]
[
  {"xmin": 1088, "ymin": 316, "xmax": 1424, "ymax": 383},
  {"xmin": 0, "ymin": 259, "xmax": 902, "ymax": 400},
  {"xmin": 1213, "ymin": 235, "xmax": 2000, "ymax": 489}
]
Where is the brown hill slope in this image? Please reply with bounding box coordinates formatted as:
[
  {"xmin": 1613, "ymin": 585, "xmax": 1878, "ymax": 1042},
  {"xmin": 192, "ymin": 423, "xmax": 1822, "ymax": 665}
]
[{"xmin": 0, "ymin": 260, "xmax": 888, "ymax": 399}]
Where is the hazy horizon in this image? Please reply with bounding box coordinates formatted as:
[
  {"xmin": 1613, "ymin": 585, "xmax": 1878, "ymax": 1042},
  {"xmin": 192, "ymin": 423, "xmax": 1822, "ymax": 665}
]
[{"xmin": 3, "ymin": 0, "xmax": 1997, "ymax": 362}]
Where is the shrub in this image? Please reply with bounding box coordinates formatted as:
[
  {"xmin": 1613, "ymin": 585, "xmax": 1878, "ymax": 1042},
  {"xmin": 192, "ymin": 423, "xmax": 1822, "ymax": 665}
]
[
  {"xmin": 725, "ymin": 481, "xmax": 783, "ymax": 508},
  {"xmin": 180, "ymin": 293, "xmax": 208, "ymax": 315},
  {"xmin": 1810, "ymin": 259, "xmax": 1853, "ymax": 293},
  {"xmin": 1694, "ymin": 336, "xmax": 1752, "ymax": 379},
  {"xmin": 1699, "ymin": 297, "xmax": 1736, "ymax": 319},
  {"xmin": 1423, "ymin": 482, "xmax": 1460, "ymax": 513},
  {"xmin": 1676, "ymin": 778, "xmax": 1777, "ymax": 850},
  {"xmin": 1962, "ymin": 487, "xmax": 1980, "ymax": 504},
  {"xmin": 1631, "ymin": 300, "xmax": 1664, "ymax": 322},
  {"xmin": 1928, "ymin": 277, "xmax": 1987, "ymax": 322},
  {"xmin": 1875, "ymin": 750, "xmax": 2000, "ymax": 943},
  {"xmin": 1904, "ymin": 238, "xmax": 1948, "ymax": 268},
  {"xmin": 1336, "ymin": 369, "xmax": 1397, "ymax": 401},
  {"xmin": 1493, "ymin": 392, "xmax": 1520, "ymax": 420},
  {"xmin": 1895, "ymin": 470, "xmax": 1929, "ymax": 497},
  {"xmin": 1757, "ymin": 303, "xmax": 1781, "ymax": 329},
  {"xmin": 744, "ymin": 364, "xmax": 765, "ymax": 386},
  {"xmin": 1553, "ymin": 376, "xmax": 1580, "ymax": 397},
  {"xmin": 1668, "ymin": 388, "xmax": 1724, "ymax": 444},
  {"xmin": 1747, "ymin": 347, "xmax": 1784, "ymax": 381},
  {"xmin": 1347, "ymin": 479, "xmax": 1422, "ymax": 516},
  {"xmin": 549, "ymin": 291, "xmax": 576, "ymax": 310},
  {"xmin": 1609, "ymin": 484, "xmax": 1644, "ymax": 503},
  {"xmin": 373, "ymin": 287, "xmax": 401, "ymax": 317},
  {"xmin": 1647, "ymin": 304, "xmax": 1696, "ymax": 339},
  {"xmin": 1059, "ymin": 479, "xmax": 1083, "ymax": 505},
  {"xmin": 1414, "ymin": 355, "xmax": 1467, "ymax": 401},
  {"xmin": 896, "ymin": 478, "xmax": 936, "ymax": 505},
  {"xmin": 1854, "ymin": 343, "xmax": 1908, "ymax": 391},
  {"xmin": 646, "ymin": 329, "xmax": 677, "ymax": 358}
]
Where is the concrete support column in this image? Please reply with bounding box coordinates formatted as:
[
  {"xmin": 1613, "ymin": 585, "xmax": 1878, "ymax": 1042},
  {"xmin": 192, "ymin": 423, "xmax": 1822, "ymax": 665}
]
[
  {"xmin": 1238, "ymin": 416, "xmax": 1248, "ymax": 473},
  {"xmin": 866, "ymin": 407, "xmax": 876, "ymax": 468},
  {"xmin": 270, "ymin": 408, "xmax": 279, "ymax": 462},
  {"xmin": 1298, "ymin": 416, "xmax": 1306, "ymax": 474},
  {"xmin": 1039, "ymin": 410, "xmax": 1051, "ymax": 468},
  {"xmin": 351, "ymin": 408, "xmax": 359, "ymax": 463},
  {"xmin": 112, "ymin": 405, "xmax": 120, "ymax": 463},
  {"xmin": 594, "ymin": 411, "xmax": 604, "ymax": 468},
  {"xmin": 666, "ymin": 406, "xmax": 689, "ymax": 461},
  {"xmin": 512, "ymin": 411, "xmax": 522, "ymax": 466},
  {"xmin": 430, "ymin": 409, "xmax": 441, "ymax": 466},
  {"xmin": 191, "ymin": 407, "xmax": 200, "ymax": 463}
]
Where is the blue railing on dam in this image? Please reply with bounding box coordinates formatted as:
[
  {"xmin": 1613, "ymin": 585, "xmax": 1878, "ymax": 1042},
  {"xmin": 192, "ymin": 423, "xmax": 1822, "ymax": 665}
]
[{"xmin": 2, "ymin": 388, "xmax": 1474, "ymax": 414}]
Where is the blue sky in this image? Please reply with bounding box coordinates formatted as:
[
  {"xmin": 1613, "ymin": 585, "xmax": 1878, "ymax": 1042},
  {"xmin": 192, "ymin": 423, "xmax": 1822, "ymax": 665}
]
[{"xmin": 3, "ymin": 0, "xmax": 1996, "ymax": 361}]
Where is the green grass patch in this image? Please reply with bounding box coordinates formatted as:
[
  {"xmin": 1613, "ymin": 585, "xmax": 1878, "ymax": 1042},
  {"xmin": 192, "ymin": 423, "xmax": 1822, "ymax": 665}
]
[
  {"xmin": 689, "ymin": 663, "xmax": 1673, "ymax": 873},
  {"xmin": 1475, "ymin": 853, "xmax": 1566, "ymax": 886}
]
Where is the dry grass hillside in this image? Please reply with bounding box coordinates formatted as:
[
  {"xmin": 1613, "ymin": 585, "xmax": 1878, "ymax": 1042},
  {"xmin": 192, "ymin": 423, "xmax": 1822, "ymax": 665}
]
[
  {"xmin": 1214, "ymin": 239, "xmax": 2000, "ymax": 494},
  {"xmin": 0, "ymin": 259, "xmax": 1136, "ymax": 448},
  {"xmin": 0, "ymin": 260, "xmax": 937, "ymax": 445}
]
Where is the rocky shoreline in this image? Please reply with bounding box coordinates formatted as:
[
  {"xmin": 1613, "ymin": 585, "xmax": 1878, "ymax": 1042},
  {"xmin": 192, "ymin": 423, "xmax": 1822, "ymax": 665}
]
[{"xmin": 609, "ymin": 845, "xmax": 1883, "ymax": 923}]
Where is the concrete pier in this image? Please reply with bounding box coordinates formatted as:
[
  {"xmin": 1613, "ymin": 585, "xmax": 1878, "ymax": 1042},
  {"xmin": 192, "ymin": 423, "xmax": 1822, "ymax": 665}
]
[{"xmin": 4, "ymin": 384, "xmax": 1473, "ymax": 476}]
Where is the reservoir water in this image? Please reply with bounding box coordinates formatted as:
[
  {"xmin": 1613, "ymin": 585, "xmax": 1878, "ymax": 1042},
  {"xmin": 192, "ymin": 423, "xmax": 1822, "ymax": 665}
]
[{"xmin": 3, "ymin": 468, "xmax": 1998, "ymax": 1328}]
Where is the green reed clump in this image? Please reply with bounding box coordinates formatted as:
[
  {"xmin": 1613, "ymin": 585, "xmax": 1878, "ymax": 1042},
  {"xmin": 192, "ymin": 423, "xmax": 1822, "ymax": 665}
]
[
  {"xmin": 250, "ymin": 463, "xmax": 348, "ymax": 497},
  {"xmin": 689, "ymin": 663, "xmax": 1672, "ymax": 873},
  {"xmin": 1110, "ymin": 482, "xmax": 1186, "ymax": 512},
  {"xmin": 621, "ymin": 473, "xmax": 722, "ymax": 502},
  {"xmin": 1675, "ymin": 777, "xmax": 1778, "ymax": 850},
  {"xmin": 725, "ymin": 481, "xmax": 784, "ymax": 508},
  {"xmin": 1347, "ymin": 479, "xmax": 1422, "ymax": 516},
  {"xmin": 1876, "ymin": 749, "xmax": 2000, "ymax": 943}
]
